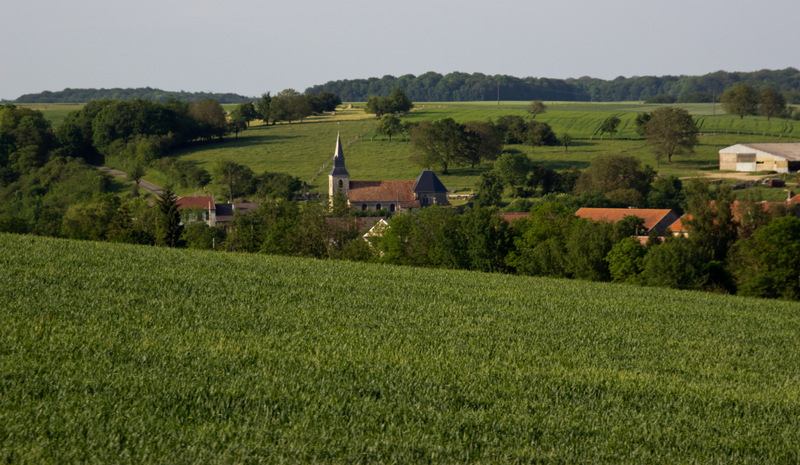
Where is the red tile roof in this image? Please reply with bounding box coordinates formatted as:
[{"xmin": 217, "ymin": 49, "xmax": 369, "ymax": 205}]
[
  {"xmin": 349, "ymin": 181, "xmax": 419, "ymax": 207},
  {"xmin": 575, "ymin": 208, "xmax": 675, "ymax": 232},
  {"xmin": 497, "ymin": 212, "xmax": 530, "ymax": 223},
  {"xmin": 176, "ymin": 196, "xmax": 215, "ymax": 211}
]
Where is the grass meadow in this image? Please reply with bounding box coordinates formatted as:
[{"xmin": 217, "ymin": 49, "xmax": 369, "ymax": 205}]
[
  {"xmin": 29, "ymin": 101, "xmax": 800, "ymax": 196},
  {"xmin": 2, "ymin": 233, "xmax": 800, "ymax": 463}
]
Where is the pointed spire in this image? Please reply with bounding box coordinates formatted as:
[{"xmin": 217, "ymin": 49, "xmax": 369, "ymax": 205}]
[
  {"xmin": 329, "ymin": 132, "xmax": 349, "ymax": 177},
  {"xmin": 334, "ymin": 131, "xmax": 344, "ymax": 159}
]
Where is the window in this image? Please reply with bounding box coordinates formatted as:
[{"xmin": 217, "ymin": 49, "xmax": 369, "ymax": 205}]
[
  {"xmin": 376, "ymin": 204, "xmax": 381, "ymax": 210},
  {"xmin": 361, "ymin": 204, "xmax": 367, "ymax": 211},
  {"xmin": 390, "ymin": 204, "xmax": 395, "ymax": 212},
  {"xmin": 338, "ymin": 179, "xmax": 343, "ymax": 190}
]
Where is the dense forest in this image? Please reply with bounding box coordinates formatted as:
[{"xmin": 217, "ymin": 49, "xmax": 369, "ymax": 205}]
[
  {"xmin": 306, "ymin": 68, "xmax": 800, "ymax": 103},
  {"xmin": 11, "ymin": 88, "xmax": 252, "ymax": 104}
]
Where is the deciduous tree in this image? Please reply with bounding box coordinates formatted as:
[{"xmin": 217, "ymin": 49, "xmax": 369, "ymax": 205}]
[
  {"xmin": 213, "ymin": 159, "xmax": 254, "ymax": 202},
  {"xmin": 645, "ymin": 107, "xmax": 698, "ymax": 166},
  {"xmin": 721, "ymin": 84, "xmax": 758, "ymax": 119},
  {"xmin": 758, "ymin": 87, "xmax": 787, "ymax": 120},
  {"xmin": 527, "ymin": 100, "xmax": 547, "ymax": 119},
  {"xmin": 375, "ymin": 114, "xmax": 402, "ymax": 142},
  {"xmin": 599, "ymin": 116, "xmax": 621, "ymax": 140}
]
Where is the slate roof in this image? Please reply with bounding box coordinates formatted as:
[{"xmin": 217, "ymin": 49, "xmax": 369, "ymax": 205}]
[
  {"xmin": 176, "ymin": 196, "xmax": 215, "ymax": 211},
  {"xmin": 413, "ymin": 170, "xmax": 448, "ymax": 193},
  {"xmin": 215, "ymin": 203, "xmax": 260, "ymax": 224},
  {"xmin": 348, "ymin": 180, "xmax": 419, "ymax": 208},
  {"xmin": 329, "ymin": 132, "xmax": 349, "ymax": 177}
]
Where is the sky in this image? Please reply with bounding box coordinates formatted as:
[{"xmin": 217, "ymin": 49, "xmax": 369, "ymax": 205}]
[{"xmin": 1, "ymin": 0, "xmax": 799, "ymax": 101}]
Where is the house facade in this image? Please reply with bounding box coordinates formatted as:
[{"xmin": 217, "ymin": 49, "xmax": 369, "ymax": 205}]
[
  {"xmin": 719, "ymin": 143, "xmax": 800, "ymax": 173},
  {"xmin": 328, "ymin": 133, "xmax": 449, "ymax": 212}
]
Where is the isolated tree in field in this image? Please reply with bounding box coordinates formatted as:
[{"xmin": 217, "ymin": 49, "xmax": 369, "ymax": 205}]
[
  {"xmin": 527, "ymin": 100, "xmax": 547, "ymax": 119},
  {"xmin": 758, "ymin": 87, "xmax": 787, "ymax": 120},
  {"xmin": 375, "ymin": 114, "xmax": 402, "ymax": 141},
  {"xmin": 599, "ymin": 116, "xmax": 621, "ymax": 140},
  {"xmin": 560, "ymin": 133, "xmax": 572, "ymax": 152},
  {"xmin": 645, "ymin": 107, "xmax": 698, "ymax": 166},
  {"xmin": 721, "ymin": 84, "xmax": 758, "ymax": 119},
  {"xmin": 213, "ymin": 159, "xmax": 254, "ymax": 202}
]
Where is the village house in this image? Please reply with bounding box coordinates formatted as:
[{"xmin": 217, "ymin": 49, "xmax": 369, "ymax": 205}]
[
  {"xmin": 328, "ymin": 133, "xmax": 449, "ymax": 212},
  {"xmin": 176, "ymin": 195, "xmax": 258, "ymax": 228},
  {"xmin": 574, "ymin": 208, "xmax": 681, "ymax": 236}
]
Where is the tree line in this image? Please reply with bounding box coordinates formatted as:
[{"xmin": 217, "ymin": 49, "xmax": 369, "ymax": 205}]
[
  {"xmin": 305, "ymin": 68, "xmax": 800, "ymax": 103},
  {"xmin": 12, "ymin": 88, "xmax": 253, "ymax": 104}
]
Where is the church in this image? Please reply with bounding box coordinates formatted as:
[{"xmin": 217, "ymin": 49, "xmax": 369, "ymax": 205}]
[{"xmin": 328, "ymin": 133, "xmax": 449, "ymax": 212}]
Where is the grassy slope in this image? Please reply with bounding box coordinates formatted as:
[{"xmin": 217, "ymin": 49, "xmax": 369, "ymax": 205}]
[
  {"xmin": 2, "ymin": 233, "xmax": 799, "ymax": 463},
  {"xmin": 29, "ymin": 101, "xmax": 800, "ymax": 195}
]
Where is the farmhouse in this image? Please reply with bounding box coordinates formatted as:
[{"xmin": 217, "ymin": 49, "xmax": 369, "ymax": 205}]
[
  {"xmin": 176, "ymin": 195, "xmax": 258, "ymax": 228},
  {"xmin": 329, "ymin": 133, "xmax": 449, "ymax": 212},
  {"xmin": 176, "ymin": 196, "xmax": 216, "ymax": 226},
  {"xmin": 718, "ymin": 143, "xmax": 800, "ymax": 173}
]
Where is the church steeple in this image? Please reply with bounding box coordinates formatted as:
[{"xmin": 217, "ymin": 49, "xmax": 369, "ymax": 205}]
[{"xmin": 328, "ymin": 132, "xmax": 349, "ymax": 199}]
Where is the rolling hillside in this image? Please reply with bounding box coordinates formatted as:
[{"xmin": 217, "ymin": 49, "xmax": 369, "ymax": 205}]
[{"xmin": 2, "ymin": 233, "xmax": 799, "ymax": 463}]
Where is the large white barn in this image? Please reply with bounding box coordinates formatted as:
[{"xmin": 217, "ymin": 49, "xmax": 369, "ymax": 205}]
[{"xmin": 718, "ymin": 143, "xmax": 800, "ymax": 173}]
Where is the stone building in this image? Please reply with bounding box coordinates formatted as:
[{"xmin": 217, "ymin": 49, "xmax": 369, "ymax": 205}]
[{"xmin": 328, "ymin": 133, "xmax": 449, "ymax": 212}]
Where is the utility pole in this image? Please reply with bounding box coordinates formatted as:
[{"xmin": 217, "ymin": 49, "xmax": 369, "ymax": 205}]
[{"xmin": 712, "ymin": 91, "xmax": 716, "ymax": 117}]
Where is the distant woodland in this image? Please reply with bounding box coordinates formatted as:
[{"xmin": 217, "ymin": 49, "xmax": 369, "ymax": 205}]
[
  {"xmin": 12, "ymin": 88, "xmax": 253, "ymax": 104},
  {"xmin": 10, "ymin": 69, "xmax": 800, "ymax": 104},
  {"xmin": 307, "ymin": 68, "xmax": 800, "ymax": 103}
]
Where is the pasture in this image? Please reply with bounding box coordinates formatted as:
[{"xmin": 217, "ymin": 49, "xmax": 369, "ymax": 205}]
[
  {"xmin": 2, "ymin": 233, "xmax": 800, "ymax": 463},
  {"xmin": 25, "ymin": 100, "xmax": 800, "ymax": 195}
]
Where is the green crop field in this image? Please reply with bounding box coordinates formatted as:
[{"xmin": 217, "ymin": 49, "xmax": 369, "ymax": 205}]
[
  {"xmin": 16, "ymin": 103, "xmax": 83, "ymax": 128},
  {"xmin": 2, "ymin": 233, "xmax": 800, "ymax": 463}
]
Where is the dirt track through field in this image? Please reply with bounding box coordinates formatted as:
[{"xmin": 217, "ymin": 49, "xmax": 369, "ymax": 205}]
[{"xmin": 92, "ymin": 165, "xmax": 164, "ymax": 196}]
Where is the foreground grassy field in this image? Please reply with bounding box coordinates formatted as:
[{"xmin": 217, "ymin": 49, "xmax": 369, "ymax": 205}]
[{"xmin": 2, "ymin": 233, "xmax": 799, "ymax": 463}]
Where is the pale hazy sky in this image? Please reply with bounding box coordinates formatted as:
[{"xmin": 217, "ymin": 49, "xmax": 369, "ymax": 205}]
[{"xmin": 1, "ymin": 0, "xmax": 798, "ymax": 100}]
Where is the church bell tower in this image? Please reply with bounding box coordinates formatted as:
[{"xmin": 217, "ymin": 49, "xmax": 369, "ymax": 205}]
[{"xmin": 328, "ymin": 132, "xmax": 350, "ymax": 200}]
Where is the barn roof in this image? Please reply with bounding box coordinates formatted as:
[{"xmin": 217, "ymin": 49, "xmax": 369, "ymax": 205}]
[{"xmin": 720, "ymin": 143, "xmax": 800, "ymax": 161}]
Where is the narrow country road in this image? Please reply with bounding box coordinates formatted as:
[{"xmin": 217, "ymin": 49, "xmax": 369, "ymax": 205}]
[{"xmin": 92, "ymin": 165, "xmax": 164, "ymax": 196}]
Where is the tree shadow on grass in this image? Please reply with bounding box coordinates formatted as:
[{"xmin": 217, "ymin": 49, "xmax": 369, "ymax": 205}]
[{"xmin": 537, "ymin": 160, "xmax": 590, "ymax": 171}]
